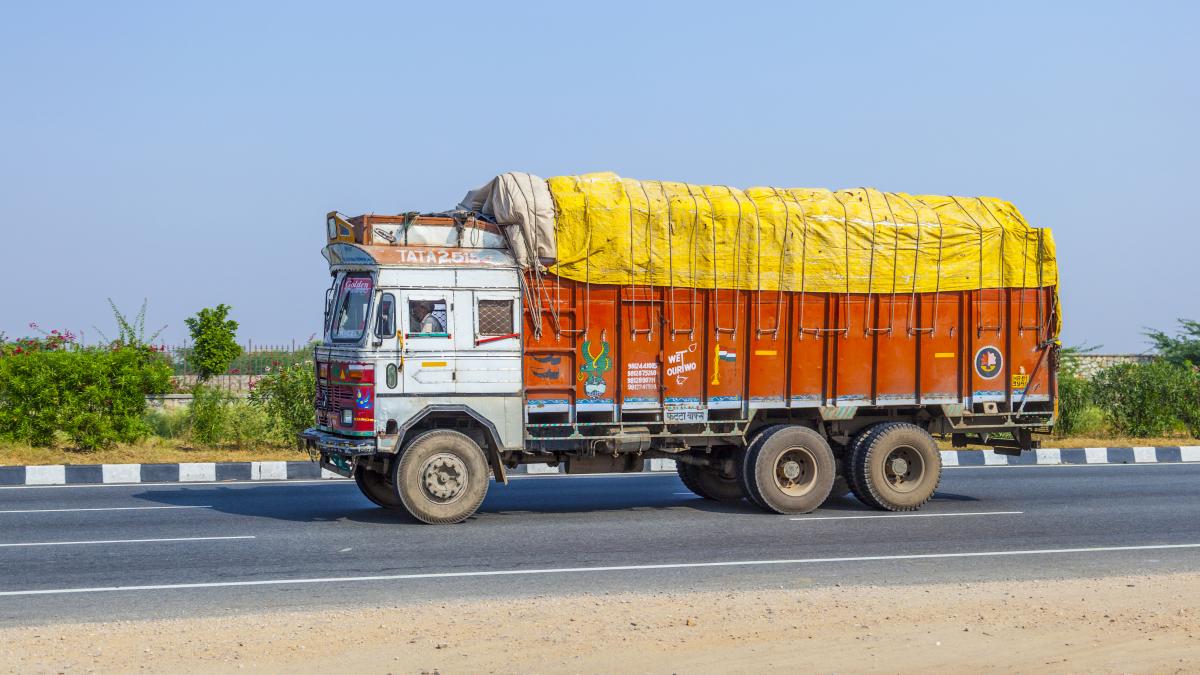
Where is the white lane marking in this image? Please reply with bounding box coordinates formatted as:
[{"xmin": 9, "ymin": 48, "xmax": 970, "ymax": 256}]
[
  {"xmin": 790, "ymin": 511, "xmax": 1022, "ymax": 522},
  {"xmin": 0, "ymin": 505, "xmax": 212, "ymax": 515},
  {"xmin": 0, "ymin": 535, "xmax": 254, "ymax": 548},
  {"xmin": 1, "ymin": 543, "xmax": 1197, "ymax": 597}
]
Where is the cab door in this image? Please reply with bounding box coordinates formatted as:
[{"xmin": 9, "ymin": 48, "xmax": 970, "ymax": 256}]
[
  {"xmin": 400, "ymin": 292, "xmax": 456, "ymax": 394},
  {"xmin": 371, "ymin": 291, "xmax": 404, "ymax": 396},
  {"xmin": 452, "ymin": 289, "xmax": 522, "ymax": 393}
]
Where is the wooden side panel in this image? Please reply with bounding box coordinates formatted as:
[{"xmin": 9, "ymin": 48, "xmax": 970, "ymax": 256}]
[
  {"xmin": 873, "ymin": 294, "xmax": 918, "ymax": 404},
  {"xmin": 575, "ymin": 286, "xmax": 618, "ymax": 412},
  {"xmin": 917, "ymin": 292, "xmax": 961, "ymax": 403},
  {"xmin": 522, "ymin": 273, "xmax": 1055, "ymax": 421},
  {"xmin": 747, "ymin": 291, "xmax": 788, "ymax": 406},
  {"xmin": 789, "ymin": 294, "xmax": 830, "ymax": 406},
  {"xmin": 523, "ymin": 276, "xmax": 577, "ymax": 415},
  {"xmin": 833, "ymin": 295, "xmax": 872, "ymax": 404},
  {"xmin": 618, "ymin": 285, "xmax": 663, "ymax": 410},
  {"xmin": 661, "ymin": 288, "xmax": 706, "ymax": 422},
  {"xmin": 707, "ymin": 289, "xmax": 747, "ymax": 409}
]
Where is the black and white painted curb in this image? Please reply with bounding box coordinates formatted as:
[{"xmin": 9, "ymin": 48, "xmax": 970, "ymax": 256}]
[{"xmin": 1, "ymin": 447, "xmax": 1197, "ymax": 486}]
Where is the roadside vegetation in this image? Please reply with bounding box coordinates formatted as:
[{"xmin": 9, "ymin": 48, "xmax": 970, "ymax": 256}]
[
  {"xmin": 0, "ymin": 302, "xmax": 317, "ymax": 465},
  {"xmin": 1056, "ymin": 323, "xmax": 1200, "ymax": 439},
  {"xmin": 1, "ymin": 309, "xmax": 1198, "ymax": 465}
]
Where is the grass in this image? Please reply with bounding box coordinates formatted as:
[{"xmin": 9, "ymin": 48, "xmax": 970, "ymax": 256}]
[{"xmin": 0, "ymin": 438, "xmax": 307, "ymax": 466}]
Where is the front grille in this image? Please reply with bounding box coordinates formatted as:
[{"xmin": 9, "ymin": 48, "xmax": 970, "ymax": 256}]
[{"xmin": 315, "ymin": 380, "xmax": 355, "ymax": 412}]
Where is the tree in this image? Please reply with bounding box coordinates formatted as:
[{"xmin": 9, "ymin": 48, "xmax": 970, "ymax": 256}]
[
  {"xmin": 185, "ymin": 304, "xmax": 242, "ymax": 380},
  {"xmin": 1145, "ymin": 319, "xmax": 1200, "ymax": 367}
]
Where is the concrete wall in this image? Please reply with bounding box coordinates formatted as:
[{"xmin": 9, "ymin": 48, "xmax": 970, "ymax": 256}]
[{"xmin": 1072, "ymin": 353, "xmax": 1156, "ymax": 379}]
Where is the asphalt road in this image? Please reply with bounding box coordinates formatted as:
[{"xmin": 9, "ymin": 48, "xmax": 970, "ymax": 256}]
[{"xmin": 1, "ymin": 463, "xmax": 1199, "ymax": 626}]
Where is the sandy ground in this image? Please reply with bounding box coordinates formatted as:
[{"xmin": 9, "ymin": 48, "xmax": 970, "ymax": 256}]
[{"xmin": 3, "ymin": 573, "xmax": 1198, "ymax": 674}]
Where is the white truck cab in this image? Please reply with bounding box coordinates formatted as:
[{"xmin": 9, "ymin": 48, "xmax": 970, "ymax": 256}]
[{"xmin": 303, "ymin": 212, "xmax": 525, "ymax": 522}]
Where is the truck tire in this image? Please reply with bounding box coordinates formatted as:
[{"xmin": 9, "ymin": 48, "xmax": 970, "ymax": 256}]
[
  {"xmin": 847, "ymin": 422, "xmax": 941, "ymax": 511},
  {"xmin": 354, "ymin": 464, "xmax": 403, "ymax": 510},
  {"xmin": 391, "ymin": 429, "xmax": 490, "ymax": 524},
  {"xmin": 676, "ymin": 462, "xmax": 744, "ymax": 502},
  {"xmin": 740, "ymin": 425, "xmax": 836, "ymax": 515},
  {"xmin": 843, "ymin": 424, "xmax": 884, "ymax": 505}
]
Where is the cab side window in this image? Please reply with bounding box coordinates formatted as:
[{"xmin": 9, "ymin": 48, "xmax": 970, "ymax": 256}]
[
  {"xmin": 408, "ymin": 299, "xmax": 449, "ymax": 336},
  {"xmin": 477, "ymin": 299, "xmax": 515, "ymax": 336},
  {"xmin": 375, "ymin": 293, "xmax": 396, "ymax": 338}
]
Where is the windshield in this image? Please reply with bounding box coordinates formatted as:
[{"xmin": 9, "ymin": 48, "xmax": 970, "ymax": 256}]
[{"xmin": 331, "ymin": 273, "xmax": 374, "ymax": 342}]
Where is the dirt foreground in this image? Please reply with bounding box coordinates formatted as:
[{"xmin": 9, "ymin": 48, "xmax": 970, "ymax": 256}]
[{"xmin": 3, "ymin": 573, "xmax": 1199, "ymax": 674}]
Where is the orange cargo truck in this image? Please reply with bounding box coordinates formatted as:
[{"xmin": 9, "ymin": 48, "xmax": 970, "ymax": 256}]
[{"xmin": 303, "ymin": 172, "xmax": 1059, "ymax": 524}]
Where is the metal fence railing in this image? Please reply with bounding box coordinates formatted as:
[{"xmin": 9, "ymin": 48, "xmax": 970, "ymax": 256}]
[{"xmin": 156, "ymin": 341, "xmax": 314, "ymax": 393}]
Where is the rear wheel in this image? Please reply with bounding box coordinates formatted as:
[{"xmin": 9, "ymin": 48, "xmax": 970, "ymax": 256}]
[
  {"xmin": 354, "ymin": 464, "xmax": 403, "ymax": 509},
  {"xmin": 844, "ymin": 424, "xmax": 882, "ymax": 505},
  {"xmin": 740, "ymin": 425, "xmax": 836, "ymax": 514},
  {"xmin": 391, "ymin": 429, "xmax": 490, "ymax": 524},
  {"xmin": 676, "ymin": 460, "xmax": 744, "ymax": 502},
  {"xmin": 847, "ymin": 422, "xmax": 941, "ymax": 511}
]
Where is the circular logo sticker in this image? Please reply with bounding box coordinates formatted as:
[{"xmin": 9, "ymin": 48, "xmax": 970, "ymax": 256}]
[{"xmin": 974, "ymin": 346, "xmax": 1003, "ymax": 380}]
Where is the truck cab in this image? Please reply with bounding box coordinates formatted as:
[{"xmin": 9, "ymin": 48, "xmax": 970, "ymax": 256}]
[{"xmin": 303, "ymin": 212, "xmax": 525, "ymax": 522}]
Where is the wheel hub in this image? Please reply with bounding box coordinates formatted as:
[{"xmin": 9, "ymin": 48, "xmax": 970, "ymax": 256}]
[
  {"xmin": 420, "ymin": 453, "xmax": 468, "ymax": 503},
  {"xmin": 773, "ymin": 447, "xmax": 817, "ymax": 497},
  {"xmin": 882, "ymin": 445, "xmax": 924, "ymax": 493},
  {"xmin": 781, "ymin": 460, "xmax": 801, "ymax": 480}
]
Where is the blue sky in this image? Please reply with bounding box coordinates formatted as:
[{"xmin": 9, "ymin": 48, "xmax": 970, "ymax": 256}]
[{"xmin": 1, "ymin": 1, "xmax": 1197, "ymax": 351}]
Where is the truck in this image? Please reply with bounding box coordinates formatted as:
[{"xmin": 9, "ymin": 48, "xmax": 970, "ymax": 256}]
[{"xmin": 303, "ymin": 172, "xmax": 1060, "ymax": 524}]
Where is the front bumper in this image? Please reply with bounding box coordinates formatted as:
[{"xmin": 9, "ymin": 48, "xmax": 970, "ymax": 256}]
[{"xmin": 300, "ymin": 427, "xmax": 377, "ymax": 457}]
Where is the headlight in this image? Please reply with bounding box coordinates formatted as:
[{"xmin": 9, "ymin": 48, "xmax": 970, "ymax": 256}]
[{"xmin": 341, "ymin": 409, "xmax": 353, "ymax": 425}]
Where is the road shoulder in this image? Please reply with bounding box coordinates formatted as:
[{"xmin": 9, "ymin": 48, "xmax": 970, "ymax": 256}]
[{"xmin": 3, "ymin": 573, "xmax": 1198, "ymax": 673}]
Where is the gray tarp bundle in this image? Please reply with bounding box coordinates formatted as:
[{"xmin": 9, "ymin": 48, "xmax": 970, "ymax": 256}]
[{"xmin": 457, "ymin": 172, "xmax": 555, "ymax": 269}]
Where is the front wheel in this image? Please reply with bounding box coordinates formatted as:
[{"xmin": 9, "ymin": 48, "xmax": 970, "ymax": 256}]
[
  {"xmin": 354, "ymin": 464, "xmax": 403, "ymax": 510},
  {"xmin": 391, "ymin": 429, "xmax": 490, "ymax": 524}
]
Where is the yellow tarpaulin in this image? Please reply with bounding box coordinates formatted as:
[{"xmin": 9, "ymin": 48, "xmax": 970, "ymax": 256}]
[
  {"xmin": 546, "ymin": 172, "xmax": 1058, "ymax": 335},
  {"xmin": 548, "ymin": 172, "xmax": 1056, "ymax": 294}
]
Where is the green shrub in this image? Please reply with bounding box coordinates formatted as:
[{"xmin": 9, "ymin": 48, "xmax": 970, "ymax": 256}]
[
  {"xmin": 186, "ymin": 385, "xmax": 276, "ymax": 448},
  {"xmin": 184, "ymin": 304, "xmax": 242, "ymax": 380},
  {"xmin": 1092, "ymin": 360, "xmax": 1200, "ymax": 437},
  {"xmin": 145, "ymin": 407, "xmax": 189, "ymax": 439},
  {"xmin": 188, "ymin": 385, "xmax": 230, "ymax": 446},
  {"xmin": 0, "ymin": 345, "xmax": 172, "ymax": 449},
  {"xmin": 1056, "ymin": 372, "xmax": 1108, "ymax": 437},
  {"xmin": 249, "ymin": 361, "xmax": 315, "ymax": 445}
]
